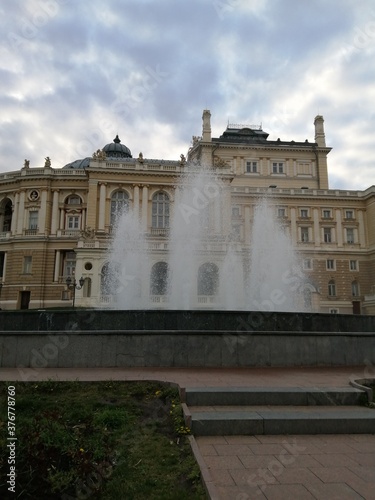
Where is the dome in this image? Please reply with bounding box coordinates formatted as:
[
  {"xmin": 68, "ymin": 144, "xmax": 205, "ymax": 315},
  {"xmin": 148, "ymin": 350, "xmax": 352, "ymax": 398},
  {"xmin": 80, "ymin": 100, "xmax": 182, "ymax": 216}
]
[
  {"xmin": 102, "ymin": 135, "xmax": 132, "ymax": 158},
  {"xmin": 63, "ymin": 157, "xmax": 90, "ymax": 169}
]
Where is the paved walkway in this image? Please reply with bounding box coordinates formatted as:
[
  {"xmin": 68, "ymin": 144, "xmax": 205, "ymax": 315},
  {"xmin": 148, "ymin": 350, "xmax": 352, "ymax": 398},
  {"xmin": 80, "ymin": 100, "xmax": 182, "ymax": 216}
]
[{"xmin": 1, "ymin": 367, "xmax": 374, "ymax": 499}]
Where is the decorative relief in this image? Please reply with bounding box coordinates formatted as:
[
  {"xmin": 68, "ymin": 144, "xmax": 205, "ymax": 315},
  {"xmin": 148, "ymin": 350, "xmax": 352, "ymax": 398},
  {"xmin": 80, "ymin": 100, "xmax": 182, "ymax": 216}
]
[{"xmin": 29, "ymin": 190, "xmax": 39, "ymax": 201}]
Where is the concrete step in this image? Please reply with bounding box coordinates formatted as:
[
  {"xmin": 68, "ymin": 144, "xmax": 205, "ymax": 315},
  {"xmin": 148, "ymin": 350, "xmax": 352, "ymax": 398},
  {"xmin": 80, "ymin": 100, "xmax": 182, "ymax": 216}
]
[
  {"xmin": 184, "ymin": 387, "xmax": 365, "ymax": 406},
  {"xmin": 186, "ymin": 405, "xmax": 375, "ymax": 435}
]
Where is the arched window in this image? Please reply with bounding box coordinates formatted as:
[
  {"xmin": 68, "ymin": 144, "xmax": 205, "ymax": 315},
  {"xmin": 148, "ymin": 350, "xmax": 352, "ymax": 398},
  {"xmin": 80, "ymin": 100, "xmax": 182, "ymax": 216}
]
[
  {"xmin": 351, "ymin": 280, "xmax": 360, "ymax": 297},
  {"xmin": 111, "ymin": 191, "xmax": 129, "ymax": 225},
  {"xmin": 65, "ymin": 195, "xmax": 82, "ymax": 205},
  {"xmin": 150, "ymin": 262, "xmax": 169, "ymax": 295},
  {"xmin": 303, "ymin": 288, "xmax": 312, "ymax": 309},
  {"xmin": 152, "ymin": 192, "xmax": 170, "ymax": 228},
  {"xmin": 83, "ymin": 277, "xmax": 92, "ymax": 298},
  {"xmin": 101, "ymin": 263, "xmax": 114, "ymax": 296},
  {"xmin": 1, "ymin": 199, "xmax": 12, "ymax": 232},
  {"xmin": 198, "ymin": 263, "xmax": 219, "ymax": 296},
  {"xmin": 328, "ymin": 279, "xmax": 336, "ymax": 297}
]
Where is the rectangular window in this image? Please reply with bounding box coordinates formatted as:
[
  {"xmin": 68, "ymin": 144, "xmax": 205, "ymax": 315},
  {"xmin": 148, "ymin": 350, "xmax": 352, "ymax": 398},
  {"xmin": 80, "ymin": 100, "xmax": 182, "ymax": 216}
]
[
  {"xmin": 349, "ymin": 260, "xmax": 358, "ymax": 271},
  {"xmin": 346, "ymin": 228, "xmax": 355, "ymax": 244},
  {"xmin": 272, "ymin": 162, "xmax": 284, "ymax": 173},
  {"xmin": 277, "ymin": 208, "xmax": 286, "ymax": 218},
  {"xmin": 23, "ymin": 255, "xmax": 32, "ymax": 274},
  {"xmin": 301, "ymin": 227, "xmax": 309, "ymax": 242},
  {"xmin": 232, "ymin": 206, "xmax": 240, "ymax": 217},
  {"xmin": 345, "ymin": 210, "xmax": 354, "ymax": 219},
  {"xmin": 0, "ymin": 251, "xmax": 5, "ymax": 278},
  {"xmin": 323, "ymin": 228, "xmax": 332, "ymax": 243},
  {"xmin": 28, "ymin": 211, "xmax": 38, "ymax": 229},
  {"xmin": 232, "ymin": 225, "xmax": 241, "ymax": 240},
  {"xmin": 300, "ymin": 209, "xmax": 309, "ymax": 218},
  {"xmin": 326, "ymin": 259, "xmax": 335, "ymax": 270},
  {"xmin": 246, "ymin": 161, "xmax": 258, "ymax": 173},
  {"xmin": 67, "ymin": 216, "xmax": 80, "ymax": 229},
  {"xmin": 352, "ymin": 281, "xmax": 360, "ymax": 297},
  {"xmin": 328, "ymin": 281, "xmax": 336, "ymax": 296},
  {"xmin": 63, "ymin": 251, "xmax": 76, "ymax": 277},
  {"xmin": 322, "ymin": 210, "xmax": 331, "ymax": 219},
  {"xmin": 303, "ymin": 259, "xmax": 312, "ymax": 270}
]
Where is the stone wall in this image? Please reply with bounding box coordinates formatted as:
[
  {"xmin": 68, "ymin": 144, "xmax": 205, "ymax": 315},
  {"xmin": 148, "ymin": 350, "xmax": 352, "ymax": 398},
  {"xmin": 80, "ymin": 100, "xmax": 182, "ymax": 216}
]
[{"xmin": 0, "ymin": 310, "xmax": 374, "ymax": 369}]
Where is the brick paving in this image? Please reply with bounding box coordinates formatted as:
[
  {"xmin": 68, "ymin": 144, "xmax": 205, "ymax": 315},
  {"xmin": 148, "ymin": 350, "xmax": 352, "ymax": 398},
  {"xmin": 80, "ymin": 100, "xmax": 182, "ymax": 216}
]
[
  {"xmin": 1, "ymin": 366, "xmax": 374, "ymax": 499},
  {"xmin": 196, "ymin": 434, "xmax": 375, "ymax": 499}
]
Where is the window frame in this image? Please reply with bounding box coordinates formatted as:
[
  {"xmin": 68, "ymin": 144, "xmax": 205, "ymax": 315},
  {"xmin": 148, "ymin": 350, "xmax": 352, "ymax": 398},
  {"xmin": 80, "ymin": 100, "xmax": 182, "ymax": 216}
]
[
  {"xmin": 328, "ymin": 279, "xmax": 336, "ymax": 297},
  {"xmin": 28, "ymin": 210, "xmax": 39, "ymax": 230},
  {"xmin": 152, "ymin": 191, "xmax": 170, "ymax": 229},
  {"xmin": 23, "ymin": 255, "xmax": 32, "ymax": 274},
  {"xmin": 326, "ymin": 259, "xmax": 335, "ymax": 270},
  {"xmin": 323, "ymin": 227, "xmax": 332, "ymax": 243},
  {"xmin": 272, "ymin": 161, "xmax": 284, "ymax": 174}
]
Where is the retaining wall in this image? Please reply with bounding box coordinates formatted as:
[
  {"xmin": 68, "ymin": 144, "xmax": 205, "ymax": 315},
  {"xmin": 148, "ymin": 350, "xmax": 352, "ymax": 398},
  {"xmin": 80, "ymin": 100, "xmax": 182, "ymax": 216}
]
[{"xmin": 0, "ymin": 310, "xmax": 374, "ymax": 369}]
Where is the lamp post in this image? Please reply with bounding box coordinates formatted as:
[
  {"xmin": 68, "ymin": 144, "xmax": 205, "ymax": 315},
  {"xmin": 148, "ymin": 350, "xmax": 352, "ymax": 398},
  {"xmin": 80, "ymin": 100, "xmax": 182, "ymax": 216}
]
[
  {"xmin": 66, "ymin": 276, "xmax": 84, "ymax": 308},
  {"xmin": 0, "ymin": 282, "xmax": 2, "ymax": 310}
]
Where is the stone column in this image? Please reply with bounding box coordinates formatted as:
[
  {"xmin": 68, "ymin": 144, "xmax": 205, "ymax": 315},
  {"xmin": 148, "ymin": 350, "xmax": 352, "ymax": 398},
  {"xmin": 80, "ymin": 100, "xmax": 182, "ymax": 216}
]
[
  {"xmin": 142, "ymin": 185, "xmax": 149, "ymax": 231},
  {"xmin": 336, "ymin": 209, "xmax": 343, "ymax": 247},
  {"xmin": 51, "ymin": 190, "xmax": 59, "ymax": 235},
  {"xmin": 290, "ymin": 207, "xmax": 297, "ymax": 244},
  {"xmin": 17, "ymin": 190, "xmax": 25, "ymax": 235},
  {"xmin": 59, "ymin": 205, "xmax": 65, "ymax": 230},
  {"xmin": 82, "ymin": 209, "xmax": 86, "ymax": 230},
  {"xmin": 313, "ymin": 208, "xmax": 320, "ymax": 246},
  {"xmin": 133, "ymin": 185, "xmax": 140, "ymax": 219},
  {"xmin": 54, "ymin": 250, "xmax": 61, "ymax": 282},
  {"xmin": 10, "ymin": 192, "xmax": 19, "ymax": 234},
  {"xmin": 98, "ymin": 183, "xmax": 106, "ymax": 231},
  {"xmin": 244, "ymin": 205, "xmax": 251, "ymax": 245},
  {"xmin": 2, "ymin": 252, "xmax": 7, "ymax": 279},
  {"xmin": 358, "ymin": 210, "xmax": 366, "ymax": 248},
  {"xmin": 38, "ymin": 189, "xmax": 48, "ymax": 234}
]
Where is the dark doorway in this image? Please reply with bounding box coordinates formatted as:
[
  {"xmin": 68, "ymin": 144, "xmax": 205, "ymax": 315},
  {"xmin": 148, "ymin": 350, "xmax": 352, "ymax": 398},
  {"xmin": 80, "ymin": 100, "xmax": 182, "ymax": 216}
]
[
  {"xmin": 20, "ymin": 291, "xmax": 30, "ymax": 310},
  {"xmin": 352, "ymin": 301, "xmax": 361, "ymax": 315}
]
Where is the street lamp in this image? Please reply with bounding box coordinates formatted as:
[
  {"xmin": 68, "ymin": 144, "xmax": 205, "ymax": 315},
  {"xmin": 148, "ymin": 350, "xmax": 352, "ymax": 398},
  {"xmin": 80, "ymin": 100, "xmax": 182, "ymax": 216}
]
[
  {"xmin": 66, "ymin": 276, "xmax": 85, "ymax": 308},
  {"xmin": 0, "ymin": 282, "xmax": 3, "ymax": 310}
]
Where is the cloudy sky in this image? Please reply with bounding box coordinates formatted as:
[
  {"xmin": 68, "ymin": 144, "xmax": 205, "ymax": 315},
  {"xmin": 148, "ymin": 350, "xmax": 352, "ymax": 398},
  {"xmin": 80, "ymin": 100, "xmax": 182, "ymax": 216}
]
[{"xmin": 1, "ymin": 0, "xmax": 375, "ymax": 189}]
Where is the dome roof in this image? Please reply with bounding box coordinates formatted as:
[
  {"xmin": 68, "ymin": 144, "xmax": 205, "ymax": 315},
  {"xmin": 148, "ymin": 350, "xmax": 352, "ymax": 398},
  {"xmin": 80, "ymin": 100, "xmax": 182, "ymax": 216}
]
[
  {"xmin": 63, "ymin": 157, "xmax": 90, "ymax": 170},
  {"xmin": 102, "ymin": 135, "xmax": 132, "ymax": 158}
]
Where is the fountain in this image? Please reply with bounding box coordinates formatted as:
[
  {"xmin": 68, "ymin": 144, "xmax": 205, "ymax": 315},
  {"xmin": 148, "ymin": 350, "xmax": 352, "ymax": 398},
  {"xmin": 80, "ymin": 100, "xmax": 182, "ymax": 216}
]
[{"xmin": 107, "ymin": 163, "xmax": 307, "ymax": 311}]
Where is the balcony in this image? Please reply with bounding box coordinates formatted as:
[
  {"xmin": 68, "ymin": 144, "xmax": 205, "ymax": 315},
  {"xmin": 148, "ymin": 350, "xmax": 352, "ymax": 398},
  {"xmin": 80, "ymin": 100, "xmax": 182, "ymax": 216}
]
[
  {"xmin": 57, "ymin": 229, "xmax": 81, "ymax": 237},
  {"xmin": 150, "ymin": 295, "xmax": 169, "ymax": 303},
  {"xmin": 149, "ymin": 228, "xmax": 169, "ymax": 237},
  {"xmin": 24, "ymin": 228, "xmax": 38, "ymax": 236}
]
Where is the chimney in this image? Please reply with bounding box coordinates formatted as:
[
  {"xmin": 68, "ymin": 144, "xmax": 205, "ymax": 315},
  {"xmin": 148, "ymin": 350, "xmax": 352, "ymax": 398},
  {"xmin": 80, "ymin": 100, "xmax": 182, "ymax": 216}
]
[
  {"xmin": 314, "ymin": 115, "xmax": 326, "ymax": 147},
  {"xmin": 202, "ymin": 109, "xmax": 211, "ymax": 142}
]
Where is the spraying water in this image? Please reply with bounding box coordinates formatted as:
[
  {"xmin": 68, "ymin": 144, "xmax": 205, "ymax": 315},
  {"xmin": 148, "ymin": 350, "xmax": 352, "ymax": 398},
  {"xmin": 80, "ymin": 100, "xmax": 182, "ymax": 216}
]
[{"xmin": 106, "ymin": 164, "xmax": 307, "ymax": 311}]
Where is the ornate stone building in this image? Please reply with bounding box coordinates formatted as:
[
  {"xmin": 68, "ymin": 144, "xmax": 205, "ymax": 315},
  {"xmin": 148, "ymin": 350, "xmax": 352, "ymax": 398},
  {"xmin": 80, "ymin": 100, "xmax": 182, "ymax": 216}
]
[{"xmin": 0, "ymin": 110, "xmax": 374, "ymax": 313}]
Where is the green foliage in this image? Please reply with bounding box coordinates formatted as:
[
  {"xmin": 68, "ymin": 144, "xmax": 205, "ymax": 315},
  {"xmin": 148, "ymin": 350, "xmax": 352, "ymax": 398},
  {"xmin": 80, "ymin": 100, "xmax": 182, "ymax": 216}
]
[{"xmin": 0, "ymin": 381, "xmax": 206, "ymax": 499}]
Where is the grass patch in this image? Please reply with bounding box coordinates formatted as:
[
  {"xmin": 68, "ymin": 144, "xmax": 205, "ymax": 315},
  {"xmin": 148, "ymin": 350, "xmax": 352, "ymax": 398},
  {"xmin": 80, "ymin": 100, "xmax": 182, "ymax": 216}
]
[{"xmin": 0, "ymin": 381, "xmax": 206, "ymax": 499}]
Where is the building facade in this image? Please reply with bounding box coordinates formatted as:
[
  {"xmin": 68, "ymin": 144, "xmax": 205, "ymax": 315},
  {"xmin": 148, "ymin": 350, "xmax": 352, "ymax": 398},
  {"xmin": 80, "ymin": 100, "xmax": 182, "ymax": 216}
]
[{"xmin": 0, "ymin": 111, "xmax": 375, "ymax": 313}]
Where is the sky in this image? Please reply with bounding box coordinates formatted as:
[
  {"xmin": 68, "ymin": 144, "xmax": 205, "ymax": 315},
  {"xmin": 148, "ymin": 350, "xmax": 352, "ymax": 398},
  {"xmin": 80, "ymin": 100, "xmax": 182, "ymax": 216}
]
[{"xmin": 1, "ymin": 0, "xmax": 375, "ymax": 189}]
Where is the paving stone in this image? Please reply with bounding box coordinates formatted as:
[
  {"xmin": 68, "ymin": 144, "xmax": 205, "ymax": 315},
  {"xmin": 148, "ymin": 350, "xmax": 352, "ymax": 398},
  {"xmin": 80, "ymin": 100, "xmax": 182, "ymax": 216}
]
[{"xmin": 305, "ymin": 482, "xmax": 364, "ymax": 499}]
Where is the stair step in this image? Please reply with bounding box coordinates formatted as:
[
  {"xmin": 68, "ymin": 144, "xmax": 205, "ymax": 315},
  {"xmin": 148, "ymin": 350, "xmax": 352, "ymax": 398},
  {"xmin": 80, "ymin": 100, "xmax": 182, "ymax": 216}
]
[
  {"xmin": 187, "ymin": 405, "xmax": 375, "ymax": 435},
  {"xmin": 184, "ymin": 387, "xmax": 364, "ymax": 406}
]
